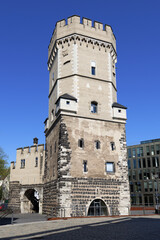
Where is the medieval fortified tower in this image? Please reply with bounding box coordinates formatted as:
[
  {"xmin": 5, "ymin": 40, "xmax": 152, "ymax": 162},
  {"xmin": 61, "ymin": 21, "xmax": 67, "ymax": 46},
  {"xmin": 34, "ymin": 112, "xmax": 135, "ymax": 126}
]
[
  {"xmin": 9, "ymin": 16, "xmax": 130, "ymax": 216},
  {"xmin": 43, "ymin": 15, "xmax": 130, "ymax": 217}
]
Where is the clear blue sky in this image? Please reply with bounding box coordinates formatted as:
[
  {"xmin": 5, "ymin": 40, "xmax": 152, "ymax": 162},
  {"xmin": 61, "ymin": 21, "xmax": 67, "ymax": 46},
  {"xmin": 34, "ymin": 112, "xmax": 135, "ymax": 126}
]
[{"xmin": 1, "ymin": 0, "xmax": 160, "ymax": 164}]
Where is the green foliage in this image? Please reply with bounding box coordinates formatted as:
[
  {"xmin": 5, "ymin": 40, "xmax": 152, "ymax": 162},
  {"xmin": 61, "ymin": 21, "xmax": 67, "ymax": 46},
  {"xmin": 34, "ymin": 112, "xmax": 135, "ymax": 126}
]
[{"xmin": 0, "ymin": 147, "xmax": 9, "ymax": 180}]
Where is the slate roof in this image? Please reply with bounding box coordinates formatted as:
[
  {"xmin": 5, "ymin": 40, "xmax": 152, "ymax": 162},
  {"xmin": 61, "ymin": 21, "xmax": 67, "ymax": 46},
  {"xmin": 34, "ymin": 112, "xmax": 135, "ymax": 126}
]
[
  {"xmin": 55, "ymin": 93, "xmax": 77, "ymax": 104},
  {"xmin": 112, "ymin": 102, "xmax": 127, "ymax": 109}
]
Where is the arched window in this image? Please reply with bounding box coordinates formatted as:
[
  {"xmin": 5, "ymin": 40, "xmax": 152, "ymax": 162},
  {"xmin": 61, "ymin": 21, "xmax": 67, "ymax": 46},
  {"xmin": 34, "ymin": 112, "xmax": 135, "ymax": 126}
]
[{"xmin": 91, "ymin": 101, "xmax": 98, "ymax": 113}]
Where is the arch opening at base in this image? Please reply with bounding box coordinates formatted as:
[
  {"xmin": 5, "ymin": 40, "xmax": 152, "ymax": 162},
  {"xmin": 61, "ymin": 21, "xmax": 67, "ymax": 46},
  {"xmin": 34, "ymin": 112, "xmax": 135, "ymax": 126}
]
[
  {"xmin": 23, "ymin": 189, "xmax": 40, "ymax": 213},
  {"xmin": 87, "ymin": 199, "xmax": 108, "ymax": 216}
]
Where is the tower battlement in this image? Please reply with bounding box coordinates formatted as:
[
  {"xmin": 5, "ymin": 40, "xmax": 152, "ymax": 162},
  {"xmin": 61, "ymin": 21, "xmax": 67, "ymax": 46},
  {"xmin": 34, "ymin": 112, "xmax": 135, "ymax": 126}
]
[
  {"xmin": 16, "ymin": 144, "xmax": 44, "ymax": 155},
  {"xmin": 48, "ymin": 15, "xmax": 116, "ymax": 61}
]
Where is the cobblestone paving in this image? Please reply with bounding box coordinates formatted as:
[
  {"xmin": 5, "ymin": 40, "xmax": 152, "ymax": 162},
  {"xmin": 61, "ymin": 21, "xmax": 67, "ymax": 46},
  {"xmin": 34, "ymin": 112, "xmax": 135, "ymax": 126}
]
[{"xmin": 1, "ymin": 215, "xmax": 160, "ymax": 240}]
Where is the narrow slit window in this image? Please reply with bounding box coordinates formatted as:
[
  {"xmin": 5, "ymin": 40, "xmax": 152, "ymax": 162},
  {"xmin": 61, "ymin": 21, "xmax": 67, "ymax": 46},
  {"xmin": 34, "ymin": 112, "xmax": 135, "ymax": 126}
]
[
  {"xmin": 91, "ymin": 61, "xmax": 96, "ymax": 75},
  {"xmin": 83, "ymin": 160, "xmax": 88, "ymax": 172},
  {"xmin": 95, "ymin": 140, "xmax": 100, "ymax": 149},
  {"xmin": 78, "ymin": 138, "xmax": 84, "ymax": 148},
  {"xmin": 35, "ymin": 157, "xmax": 38, "ymax": 167},
  {"xmin": 111, "ymin": 142, "xmax": 115, "ymax": 151}
]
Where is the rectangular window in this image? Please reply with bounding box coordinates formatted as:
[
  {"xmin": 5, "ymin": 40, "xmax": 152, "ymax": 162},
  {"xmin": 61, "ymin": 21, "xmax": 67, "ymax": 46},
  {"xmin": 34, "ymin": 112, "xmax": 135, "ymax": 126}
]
[
  {"xmin": 151, "ymin": 145, "xmax": 155, "ymax": 155},
  {"xmin": 106, "ymin": 162, "xmax": 115, "ymax": 173},
  {"xmin": 91, "ymin": 66, "xmax": 96, "ymax": 75},
  {"xmin": 132, "ymin": 148, "xmax": 136, "ymax": 158},
  {"xmin": 138, "ymin": 170, "xmax": 142, "ymax": 180},
  {"xmin": 143, "ymin": 169, "xmax": 147, "ymax": 180},
  {"xmin": 21, "ymin": 159, "xmax": 25, "ymax": 168},
  {"xmin": 137, "ymin": 148, "xmax": 140, "ymax": 157},
  {"xmin": 155, "ymin": 157, "xmax": 159, "ymax": 167},
  {"xmin": 83, "ymin": 161, "xmax": 87, "ymax": 173},
  {"xmin": 128, "ymin": 170, "xmax": 131, "ymax": 181},
  {"xmin": 147, "ymin": 158, "xmax": 151, "ymax": 167},
  {"xmin": 140, "ymin": 147, "xmax": 143, "ymax": 157},
  {"xmin": 144, "ymin": 182, "xmax": 148, "ymax": 192},
  {"xmin": 135, "ymin": 182, "xmax": 141, "ymax": 192},
  {"xmin": 91, "ymin": 102, "xmax": 97, "ymax": 113},
  {"xmin": 132, "ymin": 170, "xmax": 136, "ymax": 180},
  {"xmin": 156, "ymin": 144, "xmax": 160, "ymax": 154},
  {"xmin": 138, "ymin": 159, "xmax": 141, "ymax": 168},
  {"xmin": 133, "ymin": 159, "xmax": 136, "ymax": 169},
  {"xmin": 128, "ymin": 160, "xmax": 131, "ymax": 169},
  {"xmin": 146, "ymin": 146, "xmax": 150, "ymax": 156},
  {"xmin": 149, "ymin": 181, "xmax": 153, "ymax": 192},
  {"xmin": 91, "ymin": 61, "xmax": 96, "ymax": 75},
  {"xmin": 142, "ymin": 158, "xmax": 146, "ymax": 168},
  {"xmin": 152, "ymin": 157, "xmax": 156, "ymax": 167},
  {"xmin": 130, "ymin": 182, "xmax": 134, "ymax": 192},
  {"xmin": 128, "ymin": 148, "xmax": 132, "ymax": 158},
  {"xmin": 35, "ymin": 157, "xmax": 38, "ymax": 167}
]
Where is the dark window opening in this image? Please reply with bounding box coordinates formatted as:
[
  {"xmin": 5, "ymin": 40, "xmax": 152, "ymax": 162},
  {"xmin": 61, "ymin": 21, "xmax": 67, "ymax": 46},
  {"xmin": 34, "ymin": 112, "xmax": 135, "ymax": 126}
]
[
  {"xmin": 91, "ymin": 101, "xmax": 98, "ymax": 113},
  {"xmin": 95, "ymin": 140, "xmax": 100, "ymax": 149},
  {"xmin": 35, "ymin": 157, "xmax": 38, "ymax": 167},
  {"xmin": 83, "ymin": 160, "xmax": 87, "ymax": 172},
  {"xmin": 111, "ymin": 142, "xmax": 115, "ymax": 151},
  {"xmin": 21, "ymin": 159, "xmax": 25, "ymax": 169},
  {"xmin": 78, "ymin": 138, "xmax": 84, "ymax": 148},
  {"xmin": 91, "ymin": 66, "xmax": 96, "ymax": 75}
]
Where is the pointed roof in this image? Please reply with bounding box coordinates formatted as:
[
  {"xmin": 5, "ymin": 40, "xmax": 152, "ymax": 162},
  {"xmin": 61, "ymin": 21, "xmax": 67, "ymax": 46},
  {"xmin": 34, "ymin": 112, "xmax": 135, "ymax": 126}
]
[{"xmin": 112, "ymin": 102, "xmax": 127, "ymax": 109}]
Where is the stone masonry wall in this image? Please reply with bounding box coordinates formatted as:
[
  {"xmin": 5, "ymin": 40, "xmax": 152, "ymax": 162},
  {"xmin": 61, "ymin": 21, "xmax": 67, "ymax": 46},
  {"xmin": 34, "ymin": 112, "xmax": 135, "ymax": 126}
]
[{"xmin": 8, "ymin": 181, "xmax": 21, "ymax": 213}]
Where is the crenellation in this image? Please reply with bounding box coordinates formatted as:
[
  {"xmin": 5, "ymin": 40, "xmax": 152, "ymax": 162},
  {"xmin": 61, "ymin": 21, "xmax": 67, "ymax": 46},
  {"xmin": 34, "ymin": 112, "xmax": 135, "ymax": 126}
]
[
  {"xmin": 94, "ymin": 21, "xmax": 103, "ymax": 30},
  {"xmin": 30, "ymin": 145, "xmax": 37, "ymax": 153},
  {"xmin": 82, "ymin": 17, "xmax": 92, "ymax": 27},
  {"xmin": 67, "ymin": 15, "xmax": 80, "ymax": 24},
  {"xmin": 48, "ymin": 16, "xmax": 116, "ymax": 65}
]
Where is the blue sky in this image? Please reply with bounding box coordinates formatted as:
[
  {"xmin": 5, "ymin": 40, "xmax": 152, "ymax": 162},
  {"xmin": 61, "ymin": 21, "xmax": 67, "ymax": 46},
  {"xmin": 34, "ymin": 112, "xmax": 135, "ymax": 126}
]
[{"xmin": 1, "ymin": 0, "xmax": 160, "ymax": 164}]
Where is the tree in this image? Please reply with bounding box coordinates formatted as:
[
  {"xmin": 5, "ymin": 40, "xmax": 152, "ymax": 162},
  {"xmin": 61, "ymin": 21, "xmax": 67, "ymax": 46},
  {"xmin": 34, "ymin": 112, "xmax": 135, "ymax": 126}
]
[{"xmin": 0, "ymin": 147, "xmax": 9, "ymax": 180}]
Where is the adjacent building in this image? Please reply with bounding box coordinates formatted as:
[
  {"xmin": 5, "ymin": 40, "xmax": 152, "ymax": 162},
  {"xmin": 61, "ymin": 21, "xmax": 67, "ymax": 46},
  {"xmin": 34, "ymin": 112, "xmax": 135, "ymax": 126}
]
[
  {"xmin": 127, "ymin": 138, "xmax": 160, "ymax": 209},
  {"xmin": 9, "ymin": 138, "xmax": 45, "ymax": 213}
]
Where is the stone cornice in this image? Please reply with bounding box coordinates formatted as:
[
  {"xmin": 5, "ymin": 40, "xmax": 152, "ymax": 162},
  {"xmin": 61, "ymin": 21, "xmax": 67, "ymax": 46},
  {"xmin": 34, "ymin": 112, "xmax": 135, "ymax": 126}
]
[
  {"xmin": 48, "ymin": 74, "xmax": 117, "ymax": 99},
  {"xmin": 48, "ymin": 33, "xmax": 117, "ymax": 71}
]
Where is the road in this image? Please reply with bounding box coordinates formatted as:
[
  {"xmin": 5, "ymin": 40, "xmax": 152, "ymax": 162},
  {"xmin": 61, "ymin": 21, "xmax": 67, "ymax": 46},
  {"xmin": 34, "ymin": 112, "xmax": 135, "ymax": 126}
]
[{"xmin": 1, "ymin": 215, "xmax": 160, "ymax": 239}]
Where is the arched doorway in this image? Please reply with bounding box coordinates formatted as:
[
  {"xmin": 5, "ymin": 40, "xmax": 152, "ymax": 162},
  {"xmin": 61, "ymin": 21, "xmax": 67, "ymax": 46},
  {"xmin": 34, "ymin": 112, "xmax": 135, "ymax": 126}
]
[
  {"xmin": 23, "ymin": 189, "xmax": 39, "ymax": 213},
  {"xmin": 88, "ymin": 199, "xmax": 108, "ymax": 216}
]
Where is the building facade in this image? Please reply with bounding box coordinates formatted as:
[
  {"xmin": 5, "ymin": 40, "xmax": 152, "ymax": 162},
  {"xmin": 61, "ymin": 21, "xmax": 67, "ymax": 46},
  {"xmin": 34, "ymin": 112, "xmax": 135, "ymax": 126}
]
[
  {"xmin": 43, "ymin": 15, "xmax": 130, "ymax": 217},
  {"xmin": 9, "ymin": 138, "xmax": 45, "ymax": 213},
  {"xmin": 127, "ymin": 138, "xmax": 160, "ymax": 209}
]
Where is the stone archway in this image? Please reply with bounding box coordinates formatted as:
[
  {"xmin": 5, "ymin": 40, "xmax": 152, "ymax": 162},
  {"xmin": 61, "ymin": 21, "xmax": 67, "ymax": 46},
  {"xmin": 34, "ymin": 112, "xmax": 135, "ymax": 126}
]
[
  {"xmin": 88, "ymin": 199, "xmax": 108, "ymax": 216},
  {"xmin": 21, "ymin": 189, "xmax": 40, "ymax": 213}
]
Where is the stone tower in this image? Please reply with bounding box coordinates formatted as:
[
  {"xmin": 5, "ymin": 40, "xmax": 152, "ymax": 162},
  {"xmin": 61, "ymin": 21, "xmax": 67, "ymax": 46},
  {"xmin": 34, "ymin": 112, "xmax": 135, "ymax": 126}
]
[{"xmin": 43, "ymin": 15, "xmax": 130, "ymax": 217}]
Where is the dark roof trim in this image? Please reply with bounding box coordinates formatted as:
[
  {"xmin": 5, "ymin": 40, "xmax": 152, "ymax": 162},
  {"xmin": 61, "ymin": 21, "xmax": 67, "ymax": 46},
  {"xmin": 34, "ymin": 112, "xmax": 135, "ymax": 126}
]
[
  {"xmin": 55, "ymin": 93, "xmax": 77, "ymax": 104},
  {"xmin": 44, "ymin": 118, "xmax": 48, "ymax": 124},
  {"xmin": 112, "ymin": 102, "xmax": 127, "ymax": 109}
]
